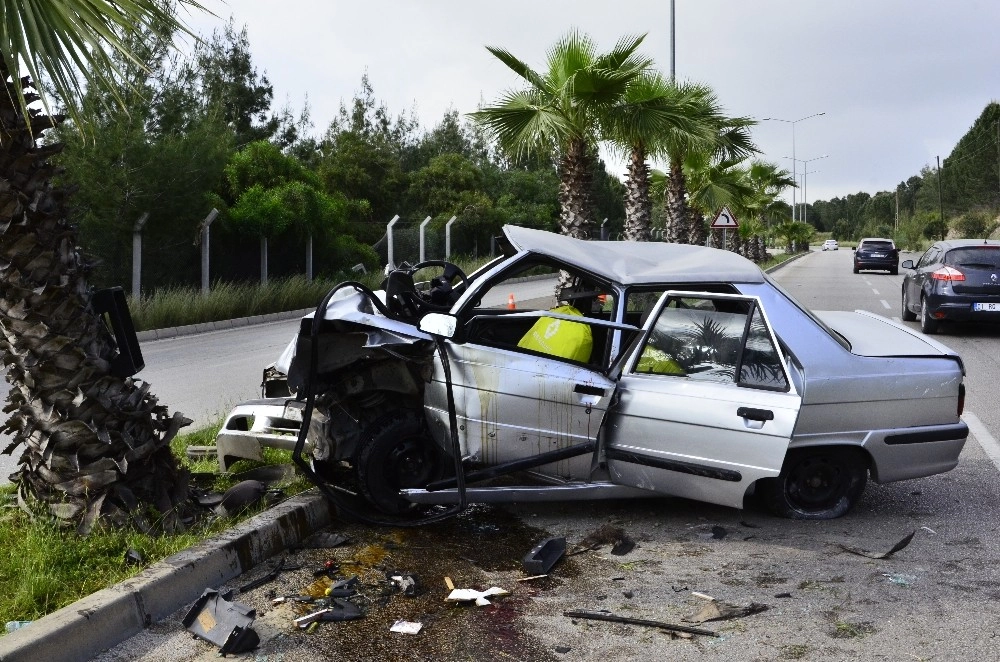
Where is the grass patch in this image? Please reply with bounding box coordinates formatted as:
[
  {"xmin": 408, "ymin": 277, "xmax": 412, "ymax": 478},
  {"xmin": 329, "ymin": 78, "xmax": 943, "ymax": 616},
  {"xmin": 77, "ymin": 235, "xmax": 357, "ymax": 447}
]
[{"xmin": 0, "ymin": 425, "xmax": 312, "ymax": 627}]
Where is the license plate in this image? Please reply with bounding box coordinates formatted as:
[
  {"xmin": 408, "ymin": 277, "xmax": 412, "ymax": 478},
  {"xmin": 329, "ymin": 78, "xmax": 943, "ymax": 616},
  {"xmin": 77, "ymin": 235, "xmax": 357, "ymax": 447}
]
[
  {"xmin": 871, "ymin": 253, "xmax": 885, "ymax": 258},
  {"xmin": 973, "ymin": 302, "xmax": 1000, "ymax": 311}
]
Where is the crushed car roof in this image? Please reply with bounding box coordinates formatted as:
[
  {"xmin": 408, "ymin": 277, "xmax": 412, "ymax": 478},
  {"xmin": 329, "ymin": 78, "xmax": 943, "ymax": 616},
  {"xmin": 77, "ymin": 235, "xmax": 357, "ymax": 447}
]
[{"xmin": 503, "ymin": 225, "xmax": 766, "ymax": 285}]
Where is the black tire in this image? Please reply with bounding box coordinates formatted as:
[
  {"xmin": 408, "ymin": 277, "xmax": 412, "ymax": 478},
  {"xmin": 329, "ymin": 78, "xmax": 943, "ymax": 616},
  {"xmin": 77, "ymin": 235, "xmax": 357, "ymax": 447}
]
[
  {"xmin": 853, "ymin": 265, "xmax": 859, "ymax": 274},
  {"xmin": 890, "ymin": 267, "xmax": 898, "ymax": 275},
  {"xmin": 356, "ymin": 409, "xmax": 443, "ymax": 515},
  {"xmin": 901, "ymin": 289, "xmax": 917, "ymax": 321},
  {"xmin": 759, "ymin": 447, "xmax": 868, "ymax": 520},
  {"xmin": 919, "ymin": 296, "xmax": 940, "ymax": 334}
]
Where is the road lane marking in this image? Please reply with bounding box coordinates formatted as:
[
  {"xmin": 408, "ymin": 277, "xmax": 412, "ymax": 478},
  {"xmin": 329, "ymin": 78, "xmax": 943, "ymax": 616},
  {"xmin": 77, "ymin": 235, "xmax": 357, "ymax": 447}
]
[
  {"xmin": 892, "ymin": 316, "xmax": 902, "ymax": 322},
  {"xmin": 872, "ymin": 288, "xmax": 880, "ymax": 295},
  {"xmin": 964, "ymin": 411, "xmax": 1000, "ymax": 474},
  {"xmin": 880, "ymin": 299, "xmax": 891, "ymax": 309}
]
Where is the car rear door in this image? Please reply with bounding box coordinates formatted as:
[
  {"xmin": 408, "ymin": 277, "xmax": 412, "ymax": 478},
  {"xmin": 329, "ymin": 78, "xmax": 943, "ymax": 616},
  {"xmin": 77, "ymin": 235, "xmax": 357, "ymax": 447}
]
[{"xmin": 604, "ymin": 291, "xmax": 802, "ymax": 509}]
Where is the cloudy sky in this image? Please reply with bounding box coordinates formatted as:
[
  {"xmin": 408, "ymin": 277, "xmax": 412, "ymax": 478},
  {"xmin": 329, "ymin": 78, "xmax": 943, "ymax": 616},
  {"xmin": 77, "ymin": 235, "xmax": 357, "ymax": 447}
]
[{"xmin": 185, "ymin": 0, "xmax": 1000, "ymax": 207}]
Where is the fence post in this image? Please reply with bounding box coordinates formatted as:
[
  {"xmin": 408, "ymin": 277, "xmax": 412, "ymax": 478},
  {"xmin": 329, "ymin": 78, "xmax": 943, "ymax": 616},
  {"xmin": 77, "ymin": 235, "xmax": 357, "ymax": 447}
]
[
  {"xmin": 386, "ymin": 214, "xmax": 400, "ymax": 270},
  {"xmin": 199, "ymin": 208, "xmax": 219, "ymax": 295},
  {"xmin": 445, "ymin": 216, "xmax": 457, "ymax": 259},
  {"xmin": 418, "ymin": 216, "xmax": 432, "ymax": 262},
  {"xmin": 131, "ymin": 212, "xmax": 149, "ymax": 299},
  {"xmin": 260, "ymin": 236, "xmax": 268, "ymax": 285},
  {"xmin": 600, "ymin": 218, "xmax": 608, "ymax": 241}
]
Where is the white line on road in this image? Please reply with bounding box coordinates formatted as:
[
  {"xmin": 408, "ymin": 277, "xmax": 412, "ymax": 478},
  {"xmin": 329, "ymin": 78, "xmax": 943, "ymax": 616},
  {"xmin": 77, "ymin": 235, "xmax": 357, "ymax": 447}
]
[
  {"xmin": 872, "ymin": 288, "xmax": 880, "ymax": 295},
  {"xmin": 964, "ymin": 411, "xmax": 1000, "ymax": 474},
  {"xmin": 892, "ymin": 316, "xmax": 902, "ymax": 322},
  {"xmin": 880, "ymin": 299, "xmax": 891, "ymax": 309}
]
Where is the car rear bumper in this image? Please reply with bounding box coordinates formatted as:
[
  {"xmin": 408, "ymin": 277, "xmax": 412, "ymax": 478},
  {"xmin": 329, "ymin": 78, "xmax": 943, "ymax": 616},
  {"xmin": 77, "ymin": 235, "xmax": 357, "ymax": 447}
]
[
  {"xmin": 925, "ymin": 294, "xmax": 1000, "ymax": 322},
  {"xmin": 864, "ymin": 421, "xmax": 968, "ymax": 482},
  {"xmin": 854, "ymin": 258, "xmax": 898, "ymax": 271}
]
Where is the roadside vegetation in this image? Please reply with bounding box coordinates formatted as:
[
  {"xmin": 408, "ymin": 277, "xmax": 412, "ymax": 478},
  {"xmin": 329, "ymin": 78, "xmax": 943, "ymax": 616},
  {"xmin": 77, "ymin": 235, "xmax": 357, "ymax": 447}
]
[{"xmin": 0, "ymin": 424, "xmax": 306, "ymax": 626}]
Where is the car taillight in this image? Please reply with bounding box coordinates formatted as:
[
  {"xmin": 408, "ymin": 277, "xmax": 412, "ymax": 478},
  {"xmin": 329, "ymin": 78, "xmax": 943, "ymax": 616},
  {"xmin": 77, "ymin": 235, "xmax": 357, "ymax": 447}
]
[
  {"xmin": 958, "ymin": 383, "xmax": 965, "ymax": 416},
  {"xmin": 931, "ymin": 266, "xmax": 965, "ymax": 281}
]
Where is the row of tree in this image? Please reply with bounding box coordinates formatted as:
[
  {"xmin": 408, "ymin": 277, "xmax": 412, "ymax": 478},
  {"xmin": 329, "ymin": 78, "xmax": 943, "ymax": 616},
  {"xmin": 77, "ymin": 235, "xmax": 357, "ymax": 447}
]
[{"xmin": 802, "ymin": 103, "xmax": 1000, "ymax": 246}]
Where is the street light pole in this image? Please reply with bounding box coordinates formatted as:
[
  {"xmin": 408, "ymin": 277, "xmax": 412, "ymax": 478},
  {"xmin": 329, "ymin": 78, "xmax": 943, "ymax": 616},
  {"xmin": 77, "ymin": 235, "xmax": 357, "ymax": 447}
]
[
  {"xmin": 783, "ymin": 154, "xmax": 828, "ymax": 224},
  {"xmin": 763, "ymin": 112, "xmax": 826, "ymax": 222},
  {"xmin": 801, "ymin": 169, "xmax": 819, "ymax": 224}
]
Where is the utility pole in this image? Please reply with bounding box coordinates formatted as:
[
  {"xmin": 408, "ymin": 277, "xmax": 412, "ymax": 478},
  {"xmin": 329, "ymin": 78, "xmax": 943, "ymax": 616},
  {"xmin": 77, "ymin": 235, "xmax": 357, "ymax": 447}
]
[
  {"xmin": 895, "ymin": 188, "xmax": 899, "ymax": 232},
  {"xmin": 670, "ymin": 0, "xmax": 676, "ymax": 81}
]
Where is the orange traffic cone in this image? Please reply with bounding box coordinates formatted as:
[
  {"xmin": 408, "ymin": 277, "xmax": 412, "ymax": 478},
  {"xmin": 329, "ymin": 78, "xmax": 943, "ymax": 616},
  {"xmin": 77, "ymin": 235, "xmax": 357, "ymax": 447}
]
[{"xmin": 507, "ymin": 293, "xmax": 516, "ymax": 310}]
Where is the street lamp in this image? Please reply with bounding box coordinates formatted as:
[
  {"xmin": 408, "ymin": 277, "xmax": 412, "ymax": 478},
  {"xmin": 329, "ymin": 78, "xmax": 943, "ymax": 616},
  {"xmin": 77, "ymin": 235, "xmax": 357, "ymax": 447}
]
[
  {"xmin": 762, "ymin": 113, "xmax": 826, "ymax": 221},
  {"xmin": 783, "ymin": 154, "xmax": 828, "ymax": 223},
  {"xmin": 801, "ymin": 169, "xmax": 819, "ymax": 224}
]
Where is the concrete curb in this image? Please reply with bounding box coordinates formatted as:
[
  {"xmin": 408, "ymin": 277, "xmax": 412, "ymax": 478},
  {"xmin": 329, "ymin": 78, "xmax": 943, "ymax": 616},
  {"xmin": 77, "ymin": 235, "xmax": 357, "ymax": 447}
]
[
  {"xmin": 136, "ymin": 308, "xmax": 312, "ymax": 343},
  {"xmin": 0, "ymin": 490, "xmax": 335, "ymax": 662}
]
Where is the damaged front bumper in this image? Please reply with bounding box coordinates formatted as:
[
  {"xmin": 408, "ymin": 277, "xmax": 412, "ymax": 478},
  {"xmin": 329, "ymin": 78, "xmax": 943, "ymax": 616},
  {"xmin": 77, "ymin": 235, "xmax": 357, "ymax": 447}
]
[{"xmin": 215, "ymin": 399, "xmax": 310, "ymax": 472}]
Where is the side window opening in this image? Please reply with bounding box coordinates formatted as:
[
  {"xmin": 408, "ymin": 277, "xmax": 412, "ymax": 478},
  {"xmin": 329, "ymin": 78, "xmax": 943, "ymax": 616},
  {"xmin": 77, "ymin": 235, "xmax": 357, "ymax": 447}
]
[{"xmin": 633, "ymin": 295, "xmax": 789, "ymax": 391}]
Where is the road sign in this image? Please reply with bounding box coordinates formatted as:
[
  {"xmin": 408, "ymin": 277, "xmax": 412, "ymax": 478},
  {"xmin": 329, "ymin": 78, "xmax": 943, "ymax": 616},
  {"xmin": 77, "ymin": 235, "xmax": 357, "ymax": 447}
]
[{"xmin": 711, "ymin": 206, "xmax": 738, "ymax": 229}]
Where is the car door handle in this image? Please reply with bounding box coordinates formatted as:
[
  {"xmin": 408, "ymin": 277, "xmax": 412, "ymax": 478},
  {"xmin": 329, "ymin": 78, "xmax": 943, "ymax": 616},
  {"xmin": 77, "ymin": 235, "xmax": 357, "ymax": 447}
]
[
  {"xmin": 574, "ymin": 384, "xmax": 606, "ymax": 397},
  {"xmin": 737, "ymin": 407, "xmax": 774, "ymax": 422}
]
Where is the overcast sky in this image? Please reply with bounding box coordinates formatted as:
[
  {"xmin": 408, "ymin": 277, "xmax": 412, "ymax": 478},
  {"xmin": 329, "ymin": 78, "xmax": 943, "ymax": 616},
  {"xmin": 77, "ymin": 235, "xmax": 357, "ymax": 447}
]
[{"xmin": 185, "ymin": 0, "xmax": 1000, "ymax": 208}]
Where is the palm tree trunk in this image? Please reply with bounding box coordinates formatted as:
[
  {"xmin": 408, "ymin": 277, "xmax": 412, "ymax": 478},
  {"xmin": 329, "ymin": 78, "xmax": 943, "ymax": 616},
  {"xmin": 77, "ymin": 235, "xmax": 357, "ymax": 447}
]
[
  {"xmin": 665, "ymin": 157, "xmax": 688, "ymax": 244},
  {"xmin": 623, "ymin": 145, "xmax": 651, "ymax": 241},
  {"xmin": 0, "ymin": 69, "xmax": 189, "ymax": 535},
  {"xmin": 687, "ymin": 208, "xmax": 706, "ymax": 246},
  {"xmin": 558, "ymin": 138, "xmax": 595, "ymax": 240}
]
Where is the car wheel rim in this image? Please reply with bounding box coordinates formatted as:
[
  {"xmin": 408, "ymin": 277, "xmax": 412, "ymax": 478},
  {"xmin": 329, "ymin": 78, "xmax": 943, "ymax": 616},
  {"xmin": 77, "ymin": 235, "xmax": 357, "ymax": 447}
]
[
  {"xmin": 384, "ymin": 438, "xmax": 435, "ymax": 489},
  {"xmin": 786, "ymin": 456, "xmax": 848, "ymax": 510}
]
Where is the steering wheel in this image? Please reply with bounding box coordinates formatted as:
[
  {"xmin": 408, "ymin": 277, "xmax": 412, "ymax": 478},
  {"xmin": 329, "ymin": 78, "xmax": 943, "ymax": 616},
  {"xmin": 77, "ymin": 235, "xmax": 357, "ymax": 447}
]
[
  {"xmin": 384, "ymin": 260, "xmax": 469, "ymax": 320},
  {"xmin": 407, "ymin": 260, "xmax": 469, "ymax": 309}
]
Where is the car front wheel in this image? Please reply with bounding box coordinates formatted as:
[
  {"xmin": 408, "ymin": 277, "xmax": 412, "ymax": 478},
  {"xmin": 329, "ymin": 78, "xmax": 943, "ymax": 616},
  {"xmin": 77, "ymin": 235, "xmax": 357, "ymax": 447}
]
[
  {"xmin": 759, "ymin": 447, "xmax": 868, "ymax": 519},
  {"xmin": 901, "ymin": 289, "xmax": 917, "ymax": 321},
  {"xmin": 919, "ymin": 296, "xmax": 940, "ymax": 334},
  {"xmin": 356, "ymin": 409, "xmax": 444, "ymax": 515}
]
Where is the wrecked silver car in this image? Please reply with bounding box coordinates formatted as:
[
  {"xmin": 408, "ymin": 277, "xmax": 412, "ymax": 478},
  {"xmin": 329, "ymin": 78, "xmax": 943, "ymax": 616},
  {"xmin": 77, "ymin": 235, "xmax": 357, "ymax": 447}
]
[{"xmin": 217, "ymin": 226, "xmax": 968, "ymax": 520}]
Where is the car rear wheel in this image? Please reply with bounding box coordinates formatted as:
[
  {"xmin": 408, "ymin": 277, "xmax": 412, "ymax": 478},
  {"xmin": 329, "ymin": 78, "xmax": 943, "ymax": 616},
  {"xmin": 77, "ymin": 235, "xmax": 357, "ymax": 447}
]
[
  {"xmin": 890, "ymin": 267, "xmax": 898, "ymax": 275},
  {"xmin": 356, "ymin": 409, "xmax": 443, "ymax": 515},
  {"xmin": 901, "ymin": 289, "xmax": 917, "ymax": 321},
  {"xmin": 759, "ymin": 447, "xmax": 868, "ymax": 519},
  {"xmin": 853, "ymin": 264, "xmax": 859, "ymax": 274},
  {"xmin": 919, "ymin": 296, "xmax": 940, "ymax": 334}
]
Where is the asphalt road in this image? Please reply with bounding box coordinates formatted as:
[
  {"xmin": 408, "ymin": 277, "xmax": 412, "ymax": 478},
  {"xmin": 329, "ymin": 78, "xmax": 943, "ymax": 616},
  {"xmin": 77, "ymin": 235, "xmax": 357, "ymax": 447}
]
[{"xmin": 92, "ymin": 249, "xmax": 1000, "ymax": 661}]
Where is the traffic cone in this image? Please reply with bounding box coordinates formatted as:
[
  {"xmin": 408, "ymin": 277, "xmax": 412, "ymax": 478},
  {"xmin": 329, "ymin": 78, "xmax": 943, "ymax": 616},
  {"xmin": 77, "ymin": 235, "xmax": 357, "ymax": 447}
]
[{"xmin": 507, "ymin": 293, "xmax": 516, "ymax": 310}]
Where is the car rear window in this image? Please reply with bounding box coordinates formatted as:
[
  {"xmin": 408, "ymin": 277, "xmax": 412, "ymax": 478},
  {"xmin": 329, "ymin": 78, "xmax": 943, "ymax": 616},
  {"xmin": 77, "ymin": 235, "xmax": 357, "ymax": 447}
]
[
  {"xmin": 861, "ymin": 241, "xmax": 894, "ymax": 251},
  {"xmin": 945, "ymin": 246, "xmax": 1000, "ymax": 269}
]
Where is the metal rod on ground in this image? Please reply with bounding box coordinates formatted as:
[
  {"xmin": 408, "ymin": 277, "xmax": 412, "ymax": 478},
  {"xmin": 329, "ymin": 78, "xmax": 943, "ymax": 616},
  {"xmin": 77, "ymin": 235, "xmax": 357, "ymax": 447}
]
[
  {"xmin": 563, "ymin": 610, "xmax": 717, "ymax": 637},
  {"xmin": 131, "ymin": 212, "xmax": 149, "ymax": 299}
]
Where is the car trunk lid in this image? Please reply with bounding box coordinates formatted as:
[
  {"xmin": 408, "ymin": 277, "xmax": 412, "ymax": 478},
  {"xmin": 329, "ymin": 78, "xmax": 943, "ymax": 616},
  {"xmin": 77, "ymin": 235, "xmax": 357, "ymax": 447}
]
[
  {"xmin": 946, "ymin": 246, "xmax": 1000, "ymax": 296},
  {"xmin": 813, "ymin": 310, "xmax": 964, "ymax": 368}
]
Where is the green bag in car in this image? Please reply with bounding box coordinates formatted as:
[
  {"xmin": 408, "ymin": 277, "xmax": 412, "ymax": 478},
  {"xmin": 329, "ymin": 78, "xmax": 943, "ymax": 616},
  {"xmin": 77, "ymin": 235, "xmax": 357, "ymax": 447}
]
[{"xmin": 517, "ymin": 304, "xmax": 593, "ymax": 362}]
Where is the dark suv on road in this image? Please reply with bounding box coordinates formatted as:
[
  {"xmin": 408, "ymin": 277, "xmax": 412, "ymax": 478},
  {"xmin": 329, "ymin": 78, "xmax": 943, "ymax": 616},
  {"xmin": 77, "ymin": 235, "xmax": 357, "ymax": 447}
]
[
  {"xmin": 853, "ymin": 238, "xmax": 899, "ymax": 274},
  {"xmin": 901, "ymin": 238, "xmax": 1000, "ymax": 334}
]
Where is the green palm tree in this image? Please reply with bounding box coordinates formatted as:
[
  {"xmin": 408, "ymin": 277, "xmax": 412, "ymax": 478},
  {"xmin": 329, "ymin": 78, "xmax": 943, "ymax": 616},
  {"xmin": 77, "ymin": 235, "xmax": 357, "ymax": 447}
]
[
  {"xmin": 471, "ymin": 31, "xmax": 651, "ymax": 239},
  {"xmin": 603, "ymin": 74, "xmax": 714, "ymax": 241},
  {"xmin": 1, "ymin": 0, "xmax": 205, "ymax": 534},
  {"xmin": 657, "ymin": 87, "xmax": 756, "ymax": 245}
]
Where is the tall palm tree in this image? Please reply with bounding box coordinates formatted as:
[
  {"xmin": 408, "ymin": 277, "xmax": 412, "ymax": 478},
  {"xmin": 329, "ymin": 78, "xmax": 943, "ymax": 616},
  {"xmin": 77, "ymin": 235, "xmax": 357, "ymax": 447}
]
[
  {"xmin": 1, "ymin": 1, "xmax": 204, "ymax": 534},
  {"xmin": 471, "ymin": 31, "xmax": 651, "ymax": 239},
  {"xmin": 655, "ymin": 84, "xmax": 756, "ymax": 245},
  {"xmin": 603, "ymin": 74, "xmax": 714, "ymax": 241}
]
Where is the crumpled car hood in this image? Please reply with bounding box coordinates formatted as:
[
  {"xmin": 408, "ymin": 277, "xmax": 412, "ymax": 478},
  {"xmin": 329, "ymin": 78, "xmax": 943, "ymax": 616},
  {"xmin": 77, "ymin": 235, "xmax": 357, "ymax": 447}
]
[
  {"xmin": 275, "ymin": 288, "xmax": 432, "ymax": 389},
  {"xmin": 814, "ymin": 309, "xmax": 962, "ymax": 362}
]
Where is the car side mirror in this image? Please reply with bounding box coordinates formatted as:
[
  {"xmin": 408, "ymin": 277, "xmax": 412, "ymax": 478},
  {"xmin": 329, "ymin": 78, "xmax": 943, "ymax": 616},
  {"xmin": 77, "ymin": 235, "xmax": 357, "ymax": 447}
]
[
  {"xmin": 852, "ymin": 246, "xmax": 856, "ymax": 251},
  {"xmin": 901, "ymin": 259, "xmax": 915, "ymax": 269},
  {"xmin": 418, "ymin": 312, "xmax": 457, "ymax": 338}
]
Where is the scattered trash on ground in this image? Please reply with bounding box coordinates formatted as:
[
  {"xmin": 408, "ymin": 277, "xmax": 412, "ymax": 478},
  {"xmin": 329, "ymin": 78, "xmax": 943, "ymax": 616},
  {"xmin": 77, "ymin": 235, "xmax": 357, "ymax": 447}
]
[
  {"xmin": 920, "ymin": 526, "xmax": 937, "ymax": 535},
  {"xmin": 182, "ymin": 588, "xmax": 259, "ymax": 655},
  {"xmin": 685, "ymin": 600, "xmax": 769, "ymax": 624},
  {"xmin": 390, "ymin": 619, "xmax": 423, "ymax": 634},
  {"xmin": 774, "ymin": 592, "xmax": 793, "ymax": 599},
  {"xmin": 387, "ymin": 571, "xmax": 420, "ymax": 597},
  {"xmin": 307, "ymin": 531, "xmax": 351, "ymax": 548},
  {"xmin": 123, "ymin": 548, "xmax": 143, "ymax": 566},
  {"xmin": 517, "ymin": 574, "xmax": 549, "ymax": 582},
  {"xmin": 238, "ymin": 555, "xmax": 301, "ymax": 593},
  {"xmin": 445, "ymin": 586, "xmax": 510, "ymax": 606},
  {"xmin": 883, "ymin": 573, "xmax": 917, "ymax": 587},
  {"xmin": 213, "ymin": 479, "xmax": 267, "ymax": 517},
  {"xmin": 523, "ymin": 536, "xmax": 566, "ymax": 574},
  {"xmin": 293, "ymin": 599, "xmax": 363, "ymax": 627},
  {"xmin": 838, "ymin": 530, "xmax": 915, "ymax": 560},
  {"xmin": 5, "ymin": 621, "xmax": 32, "ymax": 633},
  {"xmin": 710, "ymin": 526, "xmax": 728, "ymax": 540},
  {"xmin": 568, "ymin": 524, "xmax": 635, "ymax": 556},
  {"xmin": 563, "ymin": 610, "xmax": 718, "ymax": 638}
]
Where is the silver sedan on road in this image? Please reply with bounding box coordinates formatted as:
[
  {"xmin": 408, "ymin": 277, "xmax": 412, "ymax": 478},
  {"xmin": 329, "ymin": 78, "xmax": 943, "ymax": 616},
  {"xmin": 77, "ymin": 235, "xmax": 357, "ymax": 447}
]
[{"xmin": 218, "ymin": 226, "xmax": 969, "ymax": 520}]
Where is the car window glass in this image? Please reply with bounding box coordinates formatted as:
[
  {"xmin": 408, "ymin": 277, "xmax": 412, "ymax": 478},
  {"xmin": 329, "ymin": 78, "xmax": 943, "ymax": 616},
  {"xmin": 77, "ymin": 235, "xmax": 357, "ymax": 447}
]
[
  {"xmin": 945, "ymin": 247, "xmax": 1000, "ymax": 269},
  {"xmin": 916, "ymin": 247, "xmax": 940, "ymax": 268},
  {"xmin": 634, "ymin": 296, "xmax": 788, "ymax": 391},
  {"xmin": 862, "ymin": 241, "xmax": 894, "ymax": 251},
  {"xmin": 461, "ymin": 259, "xmax": 617, "ymax": 368}
]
